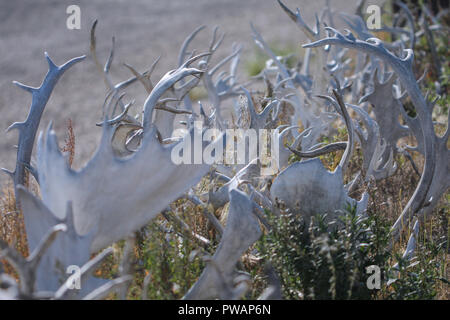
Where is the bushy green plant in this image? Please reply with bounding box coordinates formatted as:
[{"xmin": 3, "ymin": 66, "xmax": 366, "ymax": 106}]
[
  {"xmin": 138, "ymin": 218, "xmax": 211, "ymax": 299},
  {"xmin": 385, "ymin": 234, "xmax": 448, "ymax": 300},
  {"xmin": 259, "ymin": 206, "xmax": 391, "ymax": 299},
  {"xmin": 258, "ymin": 205, "xmax": 448, "ymax": 300}
]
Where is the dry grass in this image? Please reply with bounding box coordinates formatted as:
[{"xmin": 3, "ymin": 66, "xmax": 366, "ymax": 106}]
[
  {"xmin": 0, "ymin": 183, "xmax": 28, "ymax": 278},
  {"xmin": 61, "ymin": 119, "xmax": 75, "ymax": 168}
]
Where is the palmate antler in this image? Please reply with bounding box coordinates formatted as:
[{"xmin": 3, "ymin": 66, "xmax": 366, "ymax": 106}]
[
  {"xmin": 359, "ymin": 69, "xmax": 410, "ymax": 155},
  {"xmin": 16, "ymin": 185, "xmax": 108, "ymax": 294},
  {"xmin": 346, "ymin": 103, "xmax": 397, "ymax": 180},
  {"xmin": 303, "ymin": 27, "xmax": 447, "ymax": 241},
  {"xmin": 271, "ymin": 90, "xmax": 368, "ymax": 221},
  {"xmin": 37, "ymin": 120, "xmax": 222, "ymax": 253},
  {"xmin": 2, "ymin": 27, "xmax": 228, "ymax": 297},
  {"xmin": 0, "ymin": 192, "xmax": 129, "ymax": 299},
  {"xmin": 28, "ymin": 33, "xmax": 221, "ymax": 253}
]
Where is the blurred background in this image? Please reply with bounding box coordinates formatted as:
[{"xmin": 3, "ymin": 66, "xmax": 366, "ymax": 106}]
[{"xmin": 0, "ymin": 0, "xmax": 382, "ymax": 184}]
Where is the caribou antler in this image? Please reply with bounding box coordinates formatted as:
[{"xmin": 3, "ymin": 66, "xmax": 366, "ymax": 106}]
[
  {"xmin": 184, "ymin": 188, "xmax": 262, "ymax": 299},
  {"xmin": 3, "ymin": 53, "xmax": 85, "ymax": 195},
  {"xmin": 272, "ymin": 90, "xmax": 367, "ymax": 220},
  {"xmin": 0, "ymin": 221, "xmax": 128, "ymax": 300},
  {"xmin": 37, "ymin": 120, "xmax": 222, "ymax": 252},
  {"xmin": 16, "ymin": 185, "xmax": 110, "ymax": 294},
  {"xmin": 304, "ymin": 27, "xmax": 441, "ymax": 241},
  {"xmin": 142, "ymin": 52, "xmax": 210, "ymax": 130}
]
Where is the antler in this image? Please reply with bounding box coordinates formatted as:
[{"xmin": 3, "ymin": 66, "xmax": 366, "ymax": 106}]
[
  {"xmin": 272, "ymin": 90, "xmax": 367, "ymax": 220},
  {"xmin": 37, "ymin": 119, "xmax": 222, "ymax": 252},
  {"xmin": 304, "ymin": 27, "xmax": 440, "ymax": 241},
  {"xmin": 276, "ymin": 0, "xmax": 320, "ymax": 41},
  {"xmin": 184, "ymin": 188, "xmax": 262, "ymax": 299},
  {"xmin": 0, "ymin": 223, "xmax": 65, "ymax": 295},
  {"xmin": 3, "ymin": 53, "xmax": 85, "ymax": 196},
  {"xmin": 16, "ymin": 186, "xmax": 105, "ymax": 293},
  {"xmin": 142, "ymin": 52, "xmax": 210, "ymax": 130}
]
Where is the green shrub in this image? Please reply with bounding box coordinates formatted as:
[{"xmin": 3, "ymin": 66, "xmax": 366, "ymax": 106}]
[{"xmin": 258, "ymin": 205, "xmax": 448, "ymax": 300}]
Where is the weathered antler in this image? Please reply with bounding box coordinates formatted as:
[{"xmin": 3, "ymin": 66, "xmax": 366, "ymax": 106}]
[
  {"xmin": 184, "ymin": 188, "xmax": 262, "ymax": 299},
  {"xmin": 272, "ymin": 90, "xmax": 367, "ymax": 220},
  {"xmin": 37, "ymin": 119, "xmax": 222, "ymax": 252},
  {"xmin": 3, "ymin": 53, "xmax": 85, "ymax": 195},
  {"xmin": 304, "ymin": 27, "xmax": 441, "ymax": 241}
]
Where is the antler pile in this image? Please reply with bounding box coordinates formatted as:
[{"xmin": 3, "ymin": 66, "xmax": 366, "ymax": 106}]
[{"xmin": 1, "ymin": 0, "xmax": 447, "ymax": 299}]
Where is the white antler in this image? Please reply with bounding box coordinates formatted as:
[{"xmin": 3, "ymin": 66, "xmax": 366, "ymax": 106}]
[
  {"xmin": 304, "ymin": 27, "xmax": 443, "ymax": 241},
  {"xmin": 3, "ymin": 53, "xmax": 85, "ymax": 194},
  {"xmin": 37, "ymin": 121, "xmax": 222, "ymax": 252},
  {"xmin": 184, "ymin": 188, "xmax": 262, "ymax": 299}
]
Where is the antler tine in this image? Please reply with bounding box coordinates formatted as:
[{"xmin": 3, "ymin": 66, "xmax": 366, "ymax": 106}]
[
  {"xmin": 393, "ymin": 0, "xmax": 416, "ymax": 50},
  {"xmin": 315, "ymin": 92, "xmax": 354, "ymax": 173},
  {"xmin": 209, "ymin": 25, "xmax": 219, "ymax": 51},
  {"xmin": 181, "ymin": 51, "xmax": 212, "ymax": 69},
  {"xmin": 142, "ymin": 56, "xmax": 206, "ymax": 129},
  {"xmin": 332, "ymin": 90, "xmax": 354, "ymax": 173},
  {"xmin": 90, "ymin": 20, "xmax": 116, "ymax": 88},
  {"xmin": 54, "ymin": 247, "xmax": 114, "ymax": 299},
  {"xmin": 110, "ymin": 92, "xmax": 127, "ymax": 119},
  {"xmin": 250, "ymin": 23, "xmax": 290, "ymax": 80},
  {"xmin": 209, "ymin": 44, "xmax": 242, "ymax": 76},
  {"xmin": 104, "ymin": 36, "xmax": 115, "ymax": 73},
  {"xmin": 176, "ymin": 26, "xmax": 209, "ymax": 111},
  {"xmin": 355, "ymin": 0, "xmax": 365, "ymax": 17},
  {"xmin": 124, "ymin": 63, "xmax": 152, "ymax": 93},
  {"xmin": 96, "ymin": 99, "xmax": 136, "ymax": 127},
  {"xmin": 123, "ymin": 55, "xmax": 161, "ymax": 95},
  {"xmin": 288, "ymin": 142, "xmax": 347, "ymax": 159},
  {"xmin": 201, "ymin": 25, "xmax": 226, "ymax": 67},
  {"xmin": 90, "ymin": 20, "xmax": 102, "ymax": 74},
  {"xmin": 149, "ymin": 55, "xmax": 161, "ymax": 75},
  {"xmin": 211, "ymin": 27, "xmax": 226, "ymax": 53},
  {"xmin": 155, "ymin": 104, "xmax": 192, "ymax": 115},
  {"xmin": 27, "ymin": 224, "xmax": 67, "ymax": 270},
  {"xmin": 276, "ymin": 0, "xmax": 318, "ymax": 41},
  {"xmin": 82, "ymin": 276, "xmax": 133, "ymax": 300},
  {"xmin": 178, "ymin": 25, "xmax": 206, "ymax": 67},
  {"xmin": 250, "ymin": 22, "xmax": 316, "ymax": 129},
  {"xmin": 91, "ymin": 20, "xmax": 148, "ymax": 114}
]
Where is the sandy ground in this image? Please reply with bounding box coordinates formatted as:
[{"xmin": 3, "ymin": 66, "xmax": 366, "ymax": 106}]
[{"xmin": 0, "ymin": 0, "xmax": 379, "ymax": 185}]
